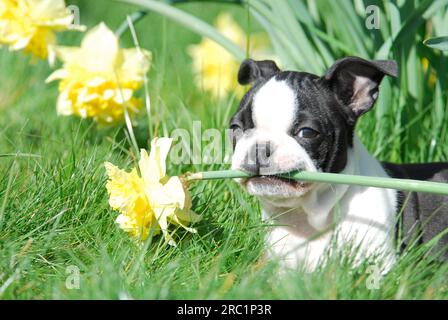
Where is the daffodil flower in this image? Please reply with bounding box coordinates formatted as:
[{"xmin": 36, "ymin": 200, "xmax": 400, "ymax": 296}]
[
  {"xmin": 188, "ymin": 12, "xmax": 272, "ymax": 99},
  {"xmin": 0, "ymin": 0, "xmax": 85, "ymax": 64},
  {"xmin": 46, "ymin": 22, "xmax": 151, "ymax": 125},
  {"xmin": 105, "ymin": 137, "xmax": 201, "ymax": 245}
]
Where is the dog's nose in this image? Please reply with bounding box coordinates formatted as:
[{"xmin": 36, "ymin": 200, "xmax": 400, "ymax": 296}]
[{"xmin": 241, "ymin": 142, "xmax": 273, "ymax": 174}]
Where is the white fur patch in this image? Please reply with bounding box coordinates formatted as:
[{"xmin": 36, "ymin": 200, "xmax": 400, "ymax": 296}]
[
  {"xmin": 231, "ymin": 78, "xmax": 317, "ymax": 196},
  {"xmin": 252, "ymin": 78, "xmax": 296, "ymax": 133},
  {"xmin": 262, "ymin": 136, "xmax": 397, "ymax": 273}
]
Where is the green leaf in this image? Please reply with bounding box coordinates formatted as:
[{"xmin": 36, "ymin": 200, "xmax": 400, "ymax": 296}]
[
  {"xmin": 393, "ymin": 0, "xmax": 448, "ymax": 47},
  {"xmin": 424, "ymin": 36, "xmax": 448, "ymax": 51},
  {"xmin": 116, "ymin": 0, "xmax": 246, "ymax": 61}
]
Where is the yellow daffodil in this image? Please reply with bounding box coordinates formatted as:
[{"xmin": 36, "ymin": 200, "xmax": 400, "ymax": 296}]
[
  {"xmin": 422, "ymin": 57, "xmax": 436, "ymax": 87},
  {"xmin": 46, "ymin": 22, "xmax": 151, "ymax": 125},
  {"xmin": 188, "ymin": 12, "xmax": 272, "ymax": 99},
  {"xmin": 105, "ymin": 137, "xmax": 201, "ymax": 245},
  {"xmin": 0, "ymin": 0, "xmax": 84, "ymax": 63}
]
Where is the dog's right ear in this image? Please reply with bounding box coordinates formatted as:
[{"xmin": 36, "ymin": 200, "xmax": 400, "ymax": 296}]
[
  {"xmin": 237, "ymin": 59, "xmax": 280, "ymax": 85},
  {"xmin": 324, "ymin": 56, "xmax": 398, "ymax": 122}
]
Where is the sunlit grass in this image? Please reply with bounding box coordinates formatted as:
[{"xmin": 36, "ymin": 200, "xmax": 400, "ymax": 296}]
[{"xmin": 0, "ymin": 0, "xmax": 447, "ymax": 299}]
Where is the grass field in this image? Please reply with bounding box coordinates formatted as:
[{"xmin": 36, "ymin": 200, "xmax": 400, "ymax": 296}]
[{"xmin": 0, "ymin": 0, "xmax": 447, "ymax": 299}]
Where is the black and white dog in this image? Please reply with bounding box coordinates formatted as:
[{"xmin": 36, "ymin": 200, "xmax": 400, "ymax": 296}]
[{"xmin": 229, "ymin": 56, "xmax": 448, "ymax": 271}]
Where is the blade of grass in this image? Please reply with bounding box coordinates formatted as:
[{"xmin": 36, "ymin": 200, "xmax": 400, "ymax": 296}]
[
  {"xmin": 115, "ymin": 10, "xmax": 147, "ymax": 37},
  {"xmin": 385, "ymin": 0, "xmax": 448, "ymax": 52},
  {"xmin": 0, "ymin": 161, "xmax": 17, "ymax": 232},
  {"xmin": 125, "ymin": 14, "xmax": 153, "ymax": 142},
  {"xmin": 0, "ymin": 153, "xmax": 41, "ymax": 158},
  {"xmin": 116, "ymin": 0, "xmax": 246, "ymax": 61}
]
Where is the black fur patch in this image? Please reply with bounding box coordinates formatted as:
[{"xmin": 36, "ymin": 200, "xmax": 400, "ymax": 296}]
[{"xmin": 383, "ymin": 162, "xmax": 448, "ymax": 260}]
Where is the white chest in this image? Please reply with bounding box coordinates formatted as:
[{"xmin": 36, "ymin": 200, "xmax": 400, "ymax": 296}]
[{"xmin": 262, "ymin": 137, "xmax": 398, "ymax": 272}]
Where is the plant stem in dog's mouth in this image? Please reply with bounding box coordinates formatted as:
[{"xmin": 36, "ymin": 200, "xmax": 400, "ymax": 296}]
[{"xmin": 185, "ymin": 170, "xmax": 448, "ymax": 196}]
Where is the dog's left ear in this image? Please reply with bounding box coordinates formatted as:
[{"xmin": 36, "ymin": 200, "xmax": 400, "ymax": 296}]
[
  {"xmin": 324, "ymin": 56, "xmax": 398, "ymax": 121},
  {"xmin": 238, "ymin": 59, "xmax": 280, "ymax": 85}
]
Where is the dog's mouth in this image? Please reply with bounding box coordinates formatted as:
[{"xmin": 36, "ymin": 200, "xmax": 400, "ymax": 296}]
[{"xmin": 242, "ymin": 174, "xmax": 312, "ymax": 198}]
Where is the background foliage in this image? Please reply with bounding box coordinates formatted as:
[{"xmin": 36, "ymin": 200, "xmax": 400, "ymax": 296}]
[{"xmin": 0, "ymin": 0, "xmax": 447, "ymax": 299}]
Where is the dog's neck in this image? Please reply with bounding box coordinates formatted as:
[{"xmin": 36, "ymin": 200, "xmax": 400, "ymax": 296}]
[{"xmin": 260, "ymin": 135, "xmax": 391, "ymax": 235}]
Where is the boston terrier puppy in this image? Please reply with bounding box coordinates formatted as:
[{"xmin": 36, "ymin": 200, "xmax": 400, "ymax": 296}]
[{"xmin": 229, "ymin": 56, "xmax": 448, "ymax": 271}]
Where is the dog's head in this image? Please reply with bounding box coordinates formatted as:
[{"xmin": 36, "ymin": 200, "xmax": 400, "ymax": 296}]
[{"xmin": 230, "ymin": 56, "xmax": 397, "ymax": 201}]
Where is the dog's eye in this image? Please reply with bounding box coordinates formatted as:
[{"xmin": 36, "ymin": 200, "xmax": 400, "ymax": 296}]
[
  {"xmin": 230, "ymin": 123, "xmax": 241, "ymax": 131},
  {"xmin": 297, "ymin": 127, "xmax": 319, "ymax": 139},
  {"xmin": 230, "ymin": 124, "xmax": 243, "ymax": 136}
]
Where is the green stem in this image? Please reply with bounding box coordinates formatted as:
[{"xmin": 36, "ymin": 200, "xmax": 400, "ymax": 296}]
[
  {"xmin": 115, "ymin": 0, "xmax": 243, "ymax": 37},
  {"xmin": 116, "ymin": 0, "xmax": 246, "ymax": 61},
  {"xmin": 115, "ymin": 10, "xmax": 148, "ymax": 37},
  {"xmin": 187, "ymin": 170, "xmax": 448, "ymax": 196}
]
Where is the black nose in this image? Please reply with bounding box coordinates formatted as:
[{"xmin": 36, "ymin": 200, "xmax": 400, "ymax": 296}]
[{"xmin": 241, "ymin": 142, "xmax": 273, "ymax": 174}]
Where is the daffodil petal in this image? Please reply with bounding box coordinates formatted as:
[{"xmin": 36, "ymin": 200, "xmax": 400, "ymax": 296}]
[
  {"xmin": 105, "ymin": 162, "xmax": 137, "ymax": 211},
  {"xmin": 119, "ymin": 48, "xmax": 152, "ymax": 83},
  {"xmin": 105, "ymin": 163, "xmax": 145, "ymax": 214},
  {"xmin": 56, "ymin": 90, "xmax": 74, "ymax": 116},
  {"xmin": 152, "ymin": 137, "xmax": 173, "ymax": 180},
  {"xmin": 0, "ymin": 0, "xmax": 83, "ymax": 61},
  {"xmin": 154, "ymin": 207, "xmax": 177, "ymax": 246},
  {"xmin": 53, "ymin": 46, "xmax": 80, "ymax": 63},
  {"xmin": 105, "ymin": 162, "xmax": 157, "ymax": 240},
  {"xmin": 139, "ymin": 137, "xmax": 173, "ymax": 184},
  {"xmin": 46, "ymin": 68, "xmax": 69, "ymax": 83},
  {"xmin": 146, "ymin": 176, "xmax": 185, "ymax": 208},
  {"xmin": 116, "ymin": 214, "xmax": 133, "ymax": 232},
  {"xmin": 27, "ymin": 0, "xmax": 67, "ymax": 20},
  {"xmin": 79, "ymin": 22, "xmax": 118, "ymax": 74},
  {"xmin": 113, "ymin": 88, "xmax": 133, "ymax": 104}
]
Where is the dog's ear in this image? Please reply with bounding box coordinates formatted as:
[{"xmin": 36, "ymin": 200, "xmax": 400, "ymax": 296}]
[
  {"xmin": 238, "ymin": 59, "xmax": 280, "ymax": 85},
  {"xmin": 324, "ymin": 56, "xmax": 398, "ymax": 120}
]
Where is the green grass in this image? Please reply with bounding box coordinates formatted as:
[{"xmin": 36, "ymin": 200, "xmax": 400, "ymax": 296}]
[{"xmin": 0, "ymin": 0, "xmax": 447, "ymax": 299}]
